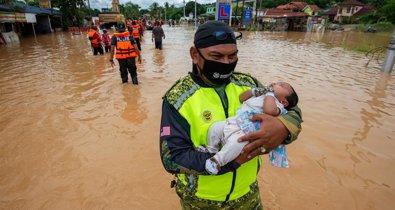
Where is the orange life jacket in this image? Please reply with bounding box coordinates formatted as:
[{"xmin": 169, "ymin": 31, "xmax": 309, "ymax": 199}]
[
  {"xmin": 88, "ymin": 29, "xmax": 100, "ymax": 47},
  {"xmin": 114, "ymin": 31, "xmax": 137, "ymax": 59},
  {"xmin": 102, "ymin": 34, "xmax": 111, "ymax": 46},
  {"xmin": 131, "ymin": 25, "xmax": 140, "ymax": 39}
]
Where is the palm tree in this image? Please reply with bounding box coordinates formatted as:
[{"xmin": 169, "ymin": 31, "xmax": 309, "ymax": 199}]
[{"xmin": 149, "ymin": 2, "xmax": 160, "ymax": 19}]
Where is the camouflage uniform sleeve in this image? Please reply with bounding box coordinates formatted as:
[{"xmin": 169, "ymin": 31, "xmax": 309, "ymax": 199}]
[
  {"xmin": 278, "ymin": 105, "xmax": 302, "ymax": 144},
  {"xmin": 160, "ymin": 99, "xmax": 214, "ymax": 175},
  {"xmin": 160, "ymin": 99, "xmax": 242, "ymax": 175}
]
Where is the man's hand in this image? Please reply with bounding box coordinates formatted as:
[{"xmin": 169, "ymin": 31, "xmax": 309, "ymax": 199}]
[
  {"xmin": 137, "ymin": 56, "xmax": 142, "ymax": 64},
  {"xmin": 238, "ymin": 114, "xmax": 288, "ymax": 159},
  {"xmin": 151, "ymin": 38, "xmax": 154, "ymax": 42},
  {"xmin": 109, "ymin": 59, "xmax": 115, "ymax": 67}
]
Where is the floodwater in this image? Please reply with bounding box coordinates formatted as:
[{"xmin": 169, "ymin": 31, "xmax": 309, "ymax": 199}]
[{"xmin": 0, "ymin": 26, "xmax": 394, "ymax": 210}]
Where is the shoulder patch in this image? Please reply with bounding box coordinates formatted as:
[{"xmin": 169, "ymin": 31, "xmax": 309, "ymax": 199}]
[
  {"xmin": 230, "ymin": 72, "xmax": 258, "ymax": 88},
  {"xmin": 164, "ymin": 75, "xmax": 200, "ymax": 110}
]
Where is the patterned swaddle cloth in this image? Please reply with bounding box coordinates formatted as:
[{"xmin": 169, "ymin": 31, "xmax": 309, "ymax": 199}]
[{"xmin": 236, "ymin": 110, "xmax": 289, "ymax": 168}]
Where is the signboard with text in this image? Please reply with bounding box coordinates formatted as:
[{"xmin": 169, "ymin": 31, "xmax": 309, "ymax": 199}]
[
  {"xmin": 217, "ymin": 3, "xmax": 231, "ymax": 20},
  {"xmin": 243, "ymin": 7, "xmax": 253, "ymax": 25}
]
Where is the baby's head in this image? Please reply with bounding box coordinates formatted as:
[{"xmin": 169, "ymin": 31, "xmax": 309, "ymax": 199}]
[{"xmin": 271, "ymin": 82, "xmax": 298, "ymax": 110}]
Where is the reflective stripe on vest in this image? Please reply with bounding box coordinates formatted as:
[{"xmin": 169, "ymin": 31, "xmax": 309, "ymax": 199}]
[
  {"xmin": 173, "ymin": 75, "xmax": 259, "ymax": 201},
  {"xmin": 114, "ymin": 31, "xmax": 137, "ymax": 59}
]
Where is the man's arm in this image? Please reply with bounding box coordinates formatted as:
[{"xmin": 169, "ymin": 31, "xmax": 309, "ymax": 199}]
[
  {"xmin": 238, "ymin": 105, "xmax": 302, "ymax": 160},
  {"xmin": 239, "ymin": 89, "xmax": 253, "ymax": 102},
  {"xmin": 95, "ymin": 32, "xmax": 101, "ymax": 42},
  {"xmin": 109, "ymin": 36, "xmax": 116, "ymax": 67},
  {"xmin": 162, "ymin": 28, "xmax": 165, "ymax": 39},
  {"xmin": 160, "ymin": 99, "xmax": 240, "ymax": 175},
  {"xmin": 133, "ymin": 43, "xmax": 141, "ymax": 63},
  {"xmin": 130, "ymin": 36, "xmax": 141, "ymax": 63}
]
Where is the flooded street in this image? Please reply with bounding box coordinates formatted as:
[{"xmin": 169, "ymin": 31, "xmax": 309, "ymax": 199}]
[{"xmin": 0, "ymin": 26, "xmax": 394, "ymax": 210}]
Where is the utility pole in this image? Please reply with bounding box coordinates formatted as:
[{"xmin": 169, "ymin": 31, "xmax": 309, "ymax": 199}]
[
  {"xmin": 382, "ymin": 29, "xmax": 395, "ymax": 73},
  {"xmin": 241, "ymin": 0, "xmax": 245, "ymax": 27},
  {"xmin": 259, "ymin": 0, "xmax": 262, "ymax": 29},
  {"xmin": 195, "ymin": 0, "xmax": 197, "ymax": 28},
  {"xmin": 183, "ymin": 0, "xmax": 186, "ymax": 18},
  {"xmin": 87, "ymin": 0, "xmax": 91, "ymax": 18},
  {"xmin": 235, "ymin": 0, "xmax": 239, "ymax": 26}
]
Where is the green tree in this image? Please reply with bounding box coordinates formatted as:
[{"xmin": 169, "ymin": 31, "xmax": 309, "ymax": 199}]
[
  {"xmin": 51, "ymin": 0, "xmax": 87, "ymax": 27},
  {"xmin": 27, "ymin": 0, "xmax": 39, "ymax": 7},
  {"xmin": 120, "ymin": 2, "xmax": 140, "ymax": 19},
  {"xmin": 380, "ymin": 0, "xmax": 395, "ymax": 23},
  {"xmin": 367, "ymin": 0, "xmax": 386, "ymax": 8},
  {"xmin": 185, "ymin": 1, "xmax": 205, "ymax": 17},
  {"xmin": 164, "ymin": 2, "xmax": 169, "ymax": 20},
  {"xmin": 140, "ymin": 9, "xmax": 149, "ymax": 16},
  {"xmin": 167, "ymin": 4, "xmax": 183, "ymax": 21},
  {"xmin": 149, "ymin": 2, "xmax": 161, "ymax": 19}
]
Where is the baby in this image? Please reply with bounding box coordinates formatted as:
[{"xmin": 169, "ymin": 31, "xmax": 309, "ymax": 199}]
[{"xmin": 205, "ymin": 82, "xmax": 299, "ymax": 174}]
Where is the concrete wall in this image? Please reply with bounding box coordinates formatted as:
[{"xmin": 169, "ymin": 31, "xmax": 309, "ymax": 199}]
[{"xmin": 2, "ymin": 31, "xmax": 20, "ymax": 44}]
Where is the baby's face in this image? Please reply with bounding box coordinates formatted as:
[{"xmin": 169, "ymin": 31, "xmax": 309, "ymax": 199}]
[{"xmin": 271, "ymin": 82, "xmax": 292, "ymax": 107}]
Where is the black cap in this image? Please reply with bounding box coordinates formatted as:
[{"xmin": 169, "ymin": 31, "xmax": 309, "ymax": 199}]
[
  {"xmin": 194, "ymin": 21, "xmax": 236, "ymax": 49},
  {"xmin": 116, "ymin": 21, "xmax": 126, "ymax": 31}
]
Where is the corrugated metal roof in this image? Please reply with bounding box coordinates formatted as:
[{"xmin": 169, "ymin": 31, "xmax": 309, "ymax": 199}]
[
  {"xmin": 0, "ymin": 0, "xmax": 61, "ymax": 15},
  {"xmin": 353, "ymin": 6, "xmax": 374, "ymax": 16},
  {"xmin": 277, "ymin": 2, "xmax": 309, "ymax": 11},
  {"xmin": 264, "ymin": 9, "xmax": 307, "ymax": 18},
  {"xmin": 308, "ymin": 5, "xmax": 321, "ymax": 12},
  {"xmin": 0, "ymin": 4, "xmax": 13, "ymax": 12},
  {"xmin": 339, "ymin": 0, "xmax": 365, "ymax": 6},
  {"xmin": 321, "ymin": 7, "xmax": 338, "ymax": 15}
]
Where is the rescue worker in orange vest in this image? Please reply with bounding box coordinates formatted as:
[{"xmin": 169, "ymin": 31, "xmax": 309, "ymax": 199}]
[
  {"xmin": 102, "ymin": 29, "xmax": 111, "ymax": 53},
  {"xmin": 109, "ymin": 21, "xmax": 141, "ymax": 85},
  {"xmin": 88, "ymin": 26, "xmax": 104, "ymax": 55},
  {"xmin": 138, "ymin": 19, "xmax": 144, "ymax": 37},
  {"xmin": 127, "ymin": 19, "xmax": 132, "ymax": 28},
  {"xmin": 130, "ymin": 20, "xmax": 142, "ymax": 51}
]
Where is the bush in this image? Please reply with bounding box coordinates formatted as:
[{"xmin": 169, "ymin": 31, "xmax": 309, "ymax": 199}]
[
  {"xmin": 373, "ymin": 21, "xmax": 394, "ymax": 31},
  {"xmin": 380, "ymin": 0, "xmax": 395, "ymax": 24},
  {"xmin": 358, "ymin": 12, "xmax": 380, "ymax": 24}
]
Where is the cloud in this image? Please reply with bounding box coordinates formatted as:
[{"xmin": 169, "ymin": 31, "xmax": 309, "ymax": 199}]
[{"xmin": 89, "ymin": 0, "xmax": 215, "ymax": 10}]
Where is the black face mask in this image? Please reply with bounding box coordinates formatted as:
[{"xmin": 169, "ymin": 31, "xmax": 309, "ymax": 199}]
[{"xmin": 196, "ymin": 49, "xmax": 238, "ymax": 86}]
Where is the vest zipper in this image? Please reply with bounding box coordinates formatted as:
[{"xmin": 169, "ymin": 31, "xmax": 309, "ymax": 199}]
[
  {"xmin": 215, "ymin": 87, "xmax": 234, "ymax": 201},
  {"xmin": 225, "ymin": 170, "xmax": 237, "ymax": 202},
  {"xmin": 214, "ymin": 88, "xmax": 229, "ymax": 118}
]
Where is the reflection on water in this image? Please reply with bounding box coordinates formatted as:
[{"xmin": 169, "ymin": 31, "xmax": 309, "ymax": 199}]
[
  {"xmin": 0, "ymin": 27, "xmax": 394, "ymax": 210},
  {"xmin": 345, "ymin": 73, "xmax": 393, "ymax": 188}
]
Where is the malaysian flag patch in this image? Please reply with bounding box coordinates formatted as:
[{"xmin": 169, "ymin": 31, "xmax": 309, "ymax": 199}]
[{"xmin": 160, "ymin": 126, "xmax": 171, "ymax": 137}]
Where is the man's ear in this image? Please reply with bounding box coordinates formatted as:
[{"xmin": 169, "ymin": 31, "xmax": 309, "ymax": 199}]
[{"xmin": 190, "ymin": 46, "xmax": 199, "ymax": 64}]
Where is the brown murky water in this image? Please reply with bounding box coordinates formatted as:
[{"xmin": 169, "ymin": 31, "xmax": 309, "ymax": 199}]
[{"xmin": 0, "ymin": 26, "xmax": 394, "ymax": 210}]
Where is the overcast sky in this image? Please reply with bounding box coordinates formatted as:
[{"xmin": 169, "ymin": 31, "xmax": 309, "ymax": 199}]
[{"xmin": 89, "ymin": 0, "xmax": 216, "ymax": 10}]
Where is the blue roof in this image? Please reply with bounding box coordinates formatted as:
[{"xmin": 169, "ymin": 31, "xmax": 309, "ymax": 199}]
[
  {"xmin": 0, "ymin": 4, "xmax": 13, "ymax": 11},
  {"xmin": 0, "ymin": 0, "xmax": 61, "ymax": 15}
]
